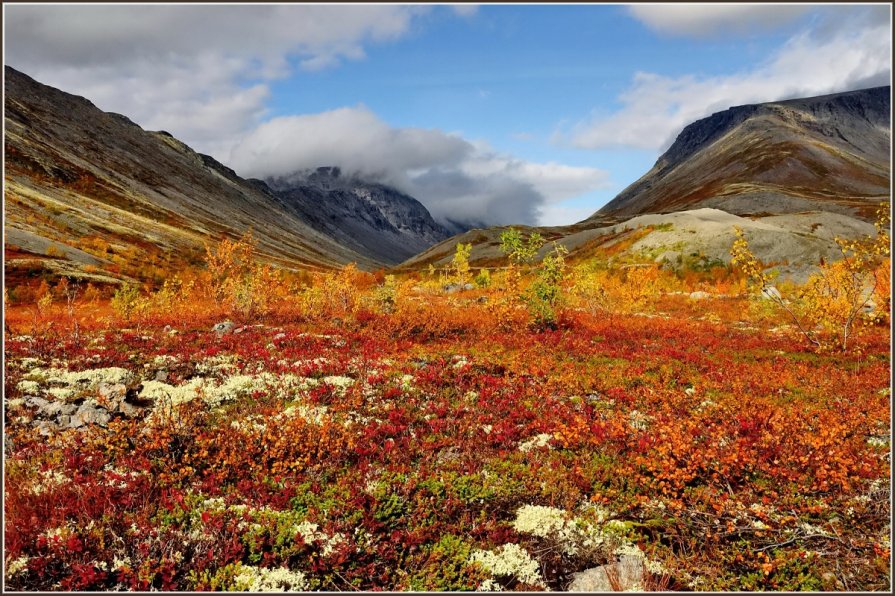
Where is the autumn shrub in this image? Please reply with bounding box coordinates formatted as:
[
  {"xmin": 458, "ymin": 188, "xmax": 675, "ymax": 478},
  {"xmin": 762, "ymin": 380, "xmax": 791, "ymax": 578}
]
[
  {"xmin": 570, "ymin": 261, "xmax": 662, "ymax": 316},
  {"xmin": 731, "ymin": 204, "xmax": 890, "ymax": 350},
  {"xmin": 372, "ymin": 274, "xmax": 399, "ymax": 314},
  {"xmin": 203, "ymin": 231, "xmax": 287, "ymax": 320},
  {"xmin": 110, "ymin": 282, "xmax": 143, "ymax": 321},
  {"xmin": 301, "ymin": 263, "xmax": 363, "ymax": 321},
  {"xmin": 526, "ymin": 243, "xmax": 568, "ymax": 329}
]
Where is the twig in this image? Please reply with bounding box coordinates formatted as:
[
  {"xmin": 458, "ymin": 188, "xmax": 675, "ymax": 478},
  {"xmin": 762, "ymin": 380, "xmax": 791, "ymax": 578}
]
[{"xmin": 753, "ymin": 533, "xmax": 841, "ymax": 552}]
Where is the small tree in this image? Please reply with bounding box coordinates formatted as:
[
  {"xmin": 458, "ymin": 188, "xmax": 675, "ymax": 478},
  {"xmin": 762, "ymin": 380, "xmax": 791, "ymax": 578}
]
[
  {"xmin": 527, "ymin": 243, "xmax": 568, "ymax": 328},
  {"xmin": 730, "ymin": 205, "xmax": 890, "ymax": 351},
  {"xmin": 474, "ymin": 268, "xmax": 492, "ymax": 288},
  {"xmin": 111, "ymin": 283, "xmax": 142, "ymax": 321},
  {"xmin": 450, "ymin": 243, "xmax": 472, "ymax": 287},
  {"xmin": 500, "ymin": 229, "xmax": 544, "ymax": 266},
  {"xmin": 499, "ymin": 229, "xmax": 545, "ymax": 296}
]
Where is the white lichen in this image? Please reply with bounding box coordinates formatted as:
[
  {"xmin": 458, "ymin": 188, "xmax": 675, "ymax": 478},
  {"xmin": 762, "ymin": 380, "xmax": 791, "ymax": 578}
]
[
  {"xmin": 233, "ymin": 565, "xmax": 309, "ymax": 592},
  {"xmin": 468, "ymin": 543, "xmax": 545, "ymax": 588},
  {"xmin": 5, "ymin": 555, "xmax": 29, "ymax": 578},
  {"xmin": 517, "ymin": 433, "xmax": 553, "ymax": 453}
]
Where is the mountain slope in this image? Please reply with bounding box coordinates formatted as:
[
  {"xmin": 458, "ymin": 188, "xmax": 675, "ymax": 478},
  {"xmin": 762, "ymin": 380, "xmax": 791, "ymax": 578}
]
[
  {"xmin": 262, "ymin": 167, "xmax": 452, "ymax": 265},
  {"xmin": 4, "ymin": 66, "xmax": 381, "ymax": 287},
  {"xmin": 593, "ymin": 87, "xmax": 891, "ymax": 221}
]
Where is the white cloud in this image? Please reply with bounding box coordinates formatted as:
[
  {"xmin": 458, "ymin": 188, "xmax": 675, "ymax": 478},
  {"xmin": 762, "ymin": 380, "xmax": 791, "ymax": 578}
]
[
  {"xmin": 229, "ymin": 107, "xmax": 610, "ymax": 227},
  {"xmin": 560, "ymin": 8, "xmax": 891, "ymax": 151},
  {"xmin": 4, "ymin": 4, "xmax": 606, "ymax": 227},
  {"xmin": 3, "ymin": 4, "xmax": 433, "ymax": 154},
  {"xmin": 451, "ymin": 5, "xmax": 480, "ymax": 18},
  {"xmin": 628, "ymin": 5, "xmax": 810, "ymax": 37}
]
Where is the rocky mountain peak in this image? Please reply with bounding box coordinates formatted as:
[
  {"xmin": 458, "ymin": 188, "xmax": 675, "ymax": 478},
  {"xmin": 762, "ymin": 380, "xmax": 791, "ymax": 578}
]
[{"xmin": 594, "ymin": 86, "xmax": 891, "ymax": 220}]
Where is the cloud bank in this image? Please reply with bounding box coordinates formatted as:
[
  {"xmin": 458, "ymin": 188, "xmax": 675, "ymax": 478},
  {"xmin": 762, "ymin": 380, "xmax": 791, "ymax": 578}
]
[
  {"xmin": 229, "ymin": 107, "xmax": 610, "ymax": 227},
  {"xmin": 560, "ymin": 5, "xmax": 891, "ymax": 152},
  {"xmin": 628, "ymin": 5, "xmax": 811, "ymax": 38},
  {"xmin": 5, "ymin": 4, "xmax": 607, "ymax": 227},
  {"xmin": 4, "ymin": 5, "xmax": 430, "ymax": 153}
]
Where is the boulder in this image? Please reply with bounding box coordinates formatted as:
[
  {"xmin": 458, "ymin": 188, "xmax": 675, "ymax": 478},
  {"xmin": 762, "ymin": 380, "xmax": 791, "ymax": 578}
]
[
  {"xmin": 567, "ymin": 555, "xmax": 644, "ymax": 592},
  {"xmin": 119, "ymin": 401, "xmax": 148, "ymax": 419},
  {"xmin": 70, "ymin": 403, "xmax": 111, "ymax": 428},
  {"xmin": 25, "ymin": 395, "xmax": 50, "ymax": 410},
  {"xmin": 212, "ymin": 321, "xmax": 235, "ymax": 335},
  {"xmin": 34, "ymin": 420, "xmax": 58, "ymax": 437},
  {"xmin": 443, "ymin": 283, "xmax": 475, "ymax": 294},
  {"xmin": 98, "ymin": 383, "xmax": 127, "ymax": 410},
  {"xmin": 688, "ymin": 291, "xmax": 711, "ymax": 300}
]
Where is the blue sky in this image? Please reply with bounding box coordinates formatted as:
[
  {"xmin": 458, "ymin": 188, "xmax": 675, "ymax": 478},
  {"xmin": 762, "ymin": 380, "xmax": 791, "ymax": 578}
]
[{"xmin": 4, "ymin": 4, "xmax": 892, "ymax": 227}]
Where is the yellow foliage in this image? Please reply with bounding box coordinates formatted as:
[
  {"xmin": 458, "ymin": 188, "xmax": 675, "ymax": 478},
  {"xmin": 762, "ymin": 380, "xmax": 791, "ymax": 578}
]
[{"xmin": 570, "ymin": 262, "xmax": 662, "ymax": 315}]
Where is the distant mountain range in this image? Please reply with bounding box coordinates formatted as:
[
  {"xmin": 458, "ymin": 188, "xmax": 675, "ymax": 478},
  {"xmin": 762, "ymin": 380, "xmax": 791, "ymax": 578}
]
[
  {"xmin": 593, "ymin": 86, "xmax": 890, "ymax": 221},
  {"xmin": 3, "ymin": 66, "xmax": 449, "ymax": 288},
  {"xmin": 3, "ymin": 65, "xmax": 891, "ymax": 289},
  {"xmin": 403, "ymin": 87, "xmax": 890, "ymax": 281},
  {"xmin": 260, "ymin": 167, "xmax": 451, "ymax": 265}
]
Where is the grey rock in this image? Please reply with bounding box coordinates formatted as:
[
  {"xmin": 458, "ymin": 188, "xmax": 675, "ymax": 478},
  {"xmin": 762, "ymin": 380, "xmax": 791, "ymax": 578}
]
[
  {"xmin": 98, "ymin": 382, "xmax": 127, "ymax": 409},
  {"xmin": 443, "ymin": 283, "xmax": 476, "ymax": 294},
  {"xmin": 656, "ymin": 250, "xmax": 681, "ymax": 265},
  {"xmin": 26, "ymin": 395, "xmax": 50, "ymax": 409},
  {"xmin": 35, "ymin": 421, "xmax": 58, "ymax": 436},
  {"xmin": 154, "ymin": 370, "xmax": 169, "ymax": 382},
  {"xmin": 568, "ymin": 555, "xmax": 644, "ymax": 592},
  {"xmin": 213, "ymin": 321, "xmax": 235, "ymax": 335},
  {"xmin": 119, "ymin": 401, "xmax": 147, "ymax": 419},
  {"xmin": 688, "ymin": 291, "xmax": 712, "ymax": 300},
  {"xmin": 862, "ymin": 298, "xmax": 877, "ymax": 314},
  {"xmin": 273, "ymin": 333, "xmax": 287, "ymax": 341},
  {"xmin": 40, "ymin": 400, "xmax": 64, "ymax": 417},
  {"xmin": 70, "ymin": 403, "xmax": 111, "ymax": 428}
]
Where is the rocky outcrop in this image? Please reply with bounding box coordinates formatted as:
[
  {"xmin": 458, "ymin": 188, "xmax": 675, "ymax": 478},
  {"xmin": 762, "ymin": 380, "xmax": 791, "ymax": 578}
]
[
  {"xmin": 593, "ymin": 87, "xmax": 891, "ymax": 221},
  {"xmin": 265, "ymin": 167, "xmax": 452, "ymax": 265}
]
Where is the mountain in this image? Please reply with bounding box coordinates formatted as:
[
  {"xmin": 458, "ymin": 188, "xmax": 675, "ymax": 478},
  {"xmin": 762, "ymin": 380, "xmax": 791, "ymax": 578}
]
[
  {"xmin": 402, "ymin": 88, "xmax": 890, "ymax": 282},
  {"xmin": 261, "ymin": 167, "xmax": 452, "ymax": 265},
  {"xmin": 4, "ymin": 65, "xmax": 387, "ymax": 289},
  {"xmin": 593, "ymin": 87, "xmax": 891, "ymax": 221}
]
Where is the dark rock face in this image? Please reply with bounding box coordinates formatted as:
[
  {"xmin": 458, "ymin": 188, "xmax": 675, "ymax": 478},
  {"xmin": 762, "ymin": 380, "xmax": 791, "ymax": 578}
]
[
  {"xmin": 594, "ymin": 86, "xmax": 891, "ymax": 221},
  {"xmin": 265, "ymin": 167, "xmax": 452, "ymax": 265}
]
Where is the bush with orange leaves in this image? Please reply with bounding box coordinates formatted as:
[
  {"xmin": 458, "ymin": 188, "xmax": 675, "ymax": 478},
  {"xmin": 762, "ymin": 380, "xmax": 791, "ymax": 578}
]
[
  {"xmin": 731, "ymin": 204, "xmax": 891, "ymax": 351},
  {"xmin": 300, "ymin": 263, "xmax": 365, "ymax": 322},
  {"xmin": 569, "ymin": 261, "xmax": 663, "ymax": 316},
  {"xmin": 204, "ymin": 231, "xmax": 287, "ymax": 319}
]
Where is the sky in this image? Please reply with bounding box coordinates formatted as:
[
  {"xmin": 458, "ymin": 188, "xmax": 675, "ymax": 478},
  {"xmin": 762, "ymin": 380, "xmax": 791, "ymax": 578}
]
[{"xmin": 3, "ymin": 3, "xmax": 892, "ymax": 228}]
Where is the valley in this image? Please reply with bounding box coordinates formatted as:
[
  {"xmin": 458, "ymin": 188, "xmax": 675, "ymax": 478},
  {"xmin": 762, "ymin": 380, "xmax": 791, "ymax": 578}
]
[{"xmin": 3, "ymin": 65, "xmax": 891, "ymax": 592}]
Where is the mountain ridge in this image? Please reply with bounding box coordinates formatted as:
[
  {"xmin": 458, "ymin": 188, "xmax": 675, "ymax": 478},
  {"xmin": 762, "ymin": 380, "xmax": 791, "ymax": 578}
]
[
  {"xmin": 3, "ymin": 66, "xmax": 452, "ymax": 288},
  {"xmin": 263, "ymin": 167, "xmax": 452, "ymax": 265},
  {"xmin": 593, "ymin": 86, "xmax": 891, "ymax": 220}
]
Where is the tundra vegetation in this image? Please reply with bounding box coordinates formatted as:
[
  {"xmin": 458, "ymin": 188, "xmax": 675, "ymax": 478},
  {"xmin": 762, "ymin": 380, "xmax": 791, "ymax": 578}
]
[{"xmin": 3, "ymin": 211, "xmax": 891, "ymax": 591}]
